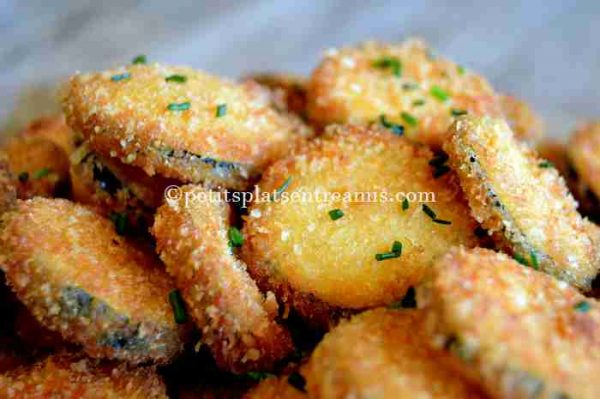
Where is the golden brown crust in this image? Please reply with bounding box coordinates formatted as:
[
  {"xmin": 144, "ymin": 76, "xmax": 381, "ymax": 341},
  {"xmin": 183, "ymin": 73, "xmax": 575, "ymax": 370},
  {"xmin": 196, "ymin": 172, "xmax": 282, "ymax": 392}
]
[
  {"xmin": 304, "ymin": 308, "xmax": 486, "ymax": 399},
  {"xmin": 246, "ymin": 73, "xmax": 308, "ymax": 118},
  {"xmin": 63, "ymin": 64, "xmax": 312, "ymax": 190},
  {"xmin": 307, "ymin": 39, "xmax": 502, "ymax": 148},
  {"xmin": 567, "ymin": 122, "xmax": 600, "ymax": 200},
  {"xmin": 152, "ymin": 185, "xmax": 293, "ymax": 373},
  {"xmin": 0, "ymin": 353, "xmax": 168, "ymax": 398},
  {"xmin": 241, "ymin": 124, "xmax": 479, "ymax": 326},
  {"xmin": 418, "ymin": 247, "xmax": 600, "ymax": 399},
  {"xmin": 3, "ymin": 136, "xmax": 70, "ymax": 199},
  {"xmin": 444, "ymin": 116, "xmax": 600, "ymax": 291},
  {"xmin": 19, "ymin": 115, "xmax": 80, "ymax": 155},
  {"xmin": 0, "ymin": 198, "xmax": 182, "ymax": 364},
  {"xmin": 499, "ymin": 94, "xmax": 544, "ymax": 142},
  {"xmin": 242, "ymin": 375, "xmax": 307, "ymax": 399}
]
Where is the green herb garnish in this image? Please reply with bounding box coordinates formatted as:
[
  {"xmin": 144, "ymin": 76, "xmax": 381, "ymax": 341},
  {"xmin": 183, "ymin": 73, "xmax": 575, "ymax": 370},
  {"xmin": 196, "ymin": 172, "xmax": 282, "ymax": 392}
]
[
  {"xmin": 451, "ymin": 109, "xmax": 468, "ymax": 117},
  {"xmin": 433, "ymin": 218, "xmax": 452, "ymax": 225},
  {"xmin": 412, "ymin": 99, "xmax": 425, "ymax": 106},
  {"xmin": 430, "ymin": 85, "xmax": 449, "ymax": 102},
  {"xmin": 32, "ymin": 167, "xmax": 51, "ymax": 179},
  {"xmin": 165, "ymin": 74, "xmax": 187, "ymax": 83},
  {"xmin": 109, "ymin": 212, "xmax": 128, "ymax": 235},
  {"xmin": 538, "ymin": 160, "xmax": 554, "ymax": 168},
  {"xmin": 391, "ymin": 240, "xmax": 402, "ymax": 254},
  {"xmin": 287, "ymin": 372, "xmax": 307, "ymax": 392},
  {"xmin": 422, "ymin": 204, "xmax": 437, "ymax": 219},
  {"xmin": 328, "ymin": 209, "xmax": 344, "ymax": 221},
  {"xmin": 402, "ymin": 82, "xmax": 418, "ymax": 90},
  {"xmin": 216, "ymin": 103, "xmax": 227, "ymax": 118},
  {"xmin": 167, "ymin": 102, "xmax": 191, "ymax": 111},
  {"xmin": 529, "ymin": 251, "xmax": 539, "ymax": 270},
  {"xmin": 375, "ymin": 240, "xmax": 402, "ymax": 261},
  {"xmin": 401, "ymin": 112, "xmax": 418, "ymax": 127},
  {"xmin": 132, "ymin": 55, "xmax": 147, "ymax": 64},
  {"xmin": 574, "ymin": 300, "xmax": 591, "ymax": 313},
  {"xmin": 402, "ymin": 198, "xmax": 409, "ymax": 211},
  {"xmin": 228, "ymin": 226, "xmax": 244, "ymax": 247},
  {"xmin": 168, "ymin": 290, "xmax": 187, "ymax": 324},
  {"xmin": 111, "ymin": 72, "xmax": 131, "ymax": 82},
  {"xmin": 457, "ymin": 65, "xmax": 465, "ymax": 75},
  {"xmin": 373, "ymin": 56, "xmax": 402, "ymax": 77},
  {"xmin": 379, "ymin": 114, "xmax": 404, "ymax": 136},
  {"xmin": 513, "ymin": 253, "xmax": 528, "ymax": 266}
]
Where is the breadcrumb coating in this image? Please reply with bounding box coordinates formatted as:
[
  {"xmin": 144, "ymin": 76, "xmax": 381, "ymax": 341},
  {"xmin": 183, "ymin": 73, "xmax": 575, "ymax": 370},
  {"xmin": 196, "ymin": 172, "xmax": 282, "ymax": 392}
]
[
  {"xmin": 0, "ymin": 198, "xmax": 182, "ymax": 364},
  {"xmin": 152, "ymin": 185, "xmax": 293, "ymax": 373},
  {"xmin": 19, "ymin": 115, "xmax": 79, "ymax": 155},
  {"xmin": 242, "ymin": 124, "xmax": 479, "ymax": 326},
  {"xmin": 0, "ymin": 353, "xmax": 167, "ymax": 398},
  {"xmin": 418, "ymin": 247, "xmax": 600, "ymax": 399},
  {"xmin": 445, "ymin": 116, "xmax": 600, "ymax": 290},
  {"xmin": 63, "ymin": 64, "xmax": 312, "ymax": 190},
  {"xmin": 304, "ymin": 308, "xmax": 486, "ymax": 399},
  {"xmin": 307, "ymin": 39, "xmax": 502, "ymax": 148}
]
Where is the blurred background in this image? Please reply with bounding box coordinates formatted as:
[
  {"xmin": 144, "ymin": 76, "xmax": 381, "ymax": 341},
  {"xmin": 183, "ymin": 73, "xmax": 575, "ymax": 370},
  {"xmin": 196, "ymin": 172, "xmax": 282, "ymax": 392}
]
[{"xmin": 1, "ymin": 0, "xmax": 598, "ymax": 137}]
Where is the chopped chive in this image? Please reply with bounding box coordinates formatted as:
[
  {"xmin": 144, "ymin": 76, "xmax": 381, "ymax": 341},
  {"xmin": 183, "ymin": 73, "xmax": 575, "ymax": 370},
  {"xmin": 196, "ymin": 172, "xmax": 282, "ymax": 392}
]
[
  {"xmin": 574, "ymin": 300, "xmax": 591, "ymax": 313},
  {"xmin": 457, "ymin": 65, "xmax": 465, "ymax": 75},
  {"xmin": 111, "ymin": 72, "xmax": 131, "ymax": 82},
  {"xmin": 17, "ymin": 171, "xmax": 29, "ymax": 183},
  {"xmin": 32, "ymin": 167, "xmax": 51, "ymax": 179},
  {"xmin": 513, "ymin": 253, "xmax": 529, "ymax": 266},
  {"xmin": 451, "ymin": 109, "xmax": 468, "ymax": 117},
  {"xmin": 375, "ymin": 251, "xmax": 401, "ymax": 261},
  {"xmin": 165, "ymin": 74, "xmax": 187, "ymax": 83},
  {"xmin": 538, "ymin": 160, "xmax": 554, "ymax": 168},
  {"xmin": 430, "ymin": 85, "xmax": 449, "ymax": 102},
  {"xmin": 402, "ymin": 198, "xmax": 409, "ymax": 211},
  {"xmin": 401, "ymin": 112, "xmax": 418, "ymax": 127},
  {"xmin": 287, "ymin": 372, "xmax": 307, "ymax": 392},
  {"xmin": 391, "ymin": 240, "xmax": 402, "ymax": 254},
  {"xmin": 109, "ymin": 212, "xmax": 128, "ymax": 235},
  {"xmin": 167, "ymin": 102, "xmax": 191, "ymax": 111},
  {"xmin": 413, "ymin": 99, "xmax": 425, "ymax": 106},
  {"xmin": 271, "ymin": 176, "xmax": 292, "ymax": 200},
  {"xmin": 529, "ymin": 251, "xmax": 539, "ymax": 270},
  {"xmin": 215, "ymin": 103, "xmax": 227, "ymax": 118},
  {"xmin": 132, "ymin": 55, "xmax": 147, "ymax": 65},
  {"xmin": 372, "ymin": 56, "xmax": 402, "ymax": 77},
  {"xmin": 228, "ymin": 227, "xmax": 244, "ymax": 247},
  {"xmin": 328, "ymin": 209, "xmax": 344, "ymax": 221},
  {"xmin": 402, "ymin": 82, "xmax": 418, "ymax": 90},
  {"xmin": 422, "ymin": 204, "xmax": 437, "ymax": 219},
  {"xmin": 246, "ymin": 371, "xmax": 274, "ymax": 381},
  {"xmin": 433, "ymin": 218, "xmax": 452, "ymax": 225},
  {"xmin": 168, "ymin": 289, "xmax": 188, "ymax": 324},
  {"xmin": 379, "ymin": 115, "xmax": 404, "ymax": 136}
]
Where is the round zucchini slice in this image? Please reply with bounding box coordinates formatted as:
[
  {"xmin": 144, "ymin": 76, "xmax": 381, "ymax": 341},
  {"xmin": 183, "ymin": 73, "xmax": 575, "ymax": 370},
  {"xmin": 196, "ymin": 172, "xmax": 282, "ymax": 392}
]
[
  {"xmin": 0, "ymin": 198, "xmax": 182, "ymax": 364},
  {"xmin": 418, "ymin": 247, "xmax": 600, "ymax": 399},
  {"xmin": 445, "ymin": 116, "xmax": 600, "ymax": 290}
]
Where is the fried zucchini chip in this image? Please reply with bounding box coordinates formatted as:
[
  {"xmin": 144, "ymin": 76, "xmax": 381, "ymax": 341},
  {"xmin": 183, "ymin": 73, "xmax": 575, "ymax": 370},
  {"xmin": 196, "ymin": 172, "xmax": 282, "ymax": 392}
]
[
  {"xmin": 242, "ymin": 124, "xmax": 479, "ymax": 326},
  {"xmin": 70, "ymin": 142, "xmax": 175, "ymax": 233},
  {"xmin": 2, "ymin": 136, "xmax": 70, "ymax": 199},
  {"xmin": 304, "ymin": 308, "xmax": 485, "ymax": 399},
  {"xmin": 499, "ymin": 94, "xmax": 544, "ymax": 142},
  {"xmin": 247, "ymin": 73, "xmax": 308, "ymax": 117},
  {"xmin": 307, "ymin": 39, "xmax": 502, "ymax": 148},
  {"xmin": 19, "ymin": 115, "xmax": 79, "ymax": 155},
  {"xmin": 0, "ymin": 152, "xmax": 16, "ymax": 214},
  {"xmin": 63, "ymin": 65, "xmax": 312, "ymax": 190},
  {"xmin": 0, "ymin": 353, "xmax": 167, "ymax": 398},
  {"xmin": 243, "ymin": 375, "xmax": 307, "ymax": 399},
  {"xmin": 0, "ymin": 198, "xmax": 182, "ymax": 364},
  {"xmin": 152, "ymin": 185, "xmax": 293, "ymax": 373},
  {"xmin": 537, "ymin": 140, "xmax": 569, "ymax": 178},
  {"xmin": 567, "ymin": 122, "xmax": 600, "ymax": 210},
  {"xmin": 445, "ymin": 116, "xmax": 600, "ymax": 290},
  {"xmin": 418, "ymin": 247, "xmax": 600, "ymax": 399}
]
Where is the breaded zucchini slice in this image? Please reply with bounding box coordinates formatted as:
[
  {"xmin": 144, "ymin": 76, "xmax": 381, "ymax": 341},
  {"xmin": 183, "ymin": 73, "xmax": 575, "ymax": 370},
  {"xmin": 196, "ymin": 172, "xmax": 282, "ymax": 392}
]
[
  {"xmin": 303, "ymin": 308, "xmax": 486, "ymax": 399},
  {"xmin": 247, "ymin": 73, "xmax": 308, "ymax": 118},
  {"xmin": 243, "ymin": 374, "xmax": 307, "ymax": 399},
  {"xmin": 241, "ymin": 124, "xmax": 479, "ymax": 325},
  {"xmin": 152, "ymin": 185, "xmax": 293, "ymax": 373},
  {"xmin": 19, "ymin": 115, "xmax": 80, "ymax": 155},
  {"xmin": 307, "ymin": 39, "xmax": 502, "ymax": 148},
  {"xmin": 567, "ymin": 122, "xmax": 600, "ymax": 203},
  {"xmin": 445, "ymin": 116, "xmax": 600, "ymax": 290},
  {"xmin": 0, "ymin": 152, "xmax": 16, "ymax": 214},
  {"xmin": 2, "ymin": 136, "xmax": 70, "ymax": 199},
  {"xmin": 418, "ymin": 247, "xmax": 600, "ymax": 399},
  {"xmin": 63, "ymin": 64, "xmax": 312, "ymax": 190},
  {"xmin": 0, "ymin": 353, "xmax": 168, "ymax": 398},
  {"xmin": 0, "ymin": 198, "xmax": 182, "ymax": 364},
  {"xmin": 70, "ymin": 142, "xmax": 175, "ymax": 233},
  {"xmin": 499, "ymin": 94, "xmax": 544, "ymax": 142},
  {"xmin": 537, "ymin": 139, "xmax": 569, "ymax": 178}
]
